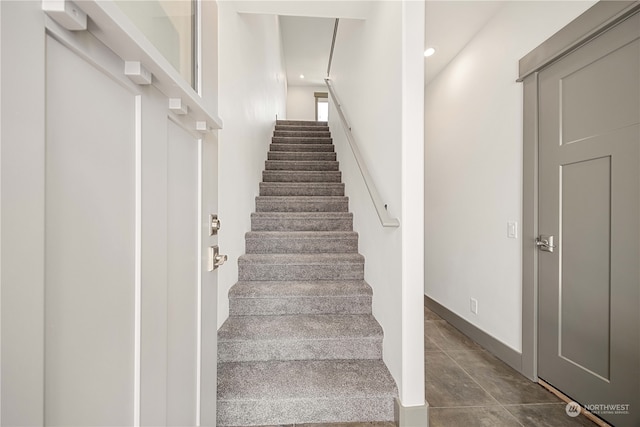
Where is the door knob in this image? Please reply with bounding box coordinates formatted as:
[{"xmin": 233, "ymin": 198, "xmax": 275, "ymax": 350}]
[{"xmin": 536, "ymin": 235, "xmax": 556, "ymax": 253}]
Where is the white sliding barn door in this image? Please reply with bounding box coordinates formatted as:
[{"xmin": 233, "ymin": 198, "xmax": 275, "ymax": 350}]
[{"xmin": 1, "ymin": 2, "xmax": 219, "ymax": 425}]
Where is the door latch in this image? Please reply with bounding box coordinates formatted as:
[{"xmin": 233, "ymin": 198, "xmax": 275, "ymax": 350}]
[
  {"xmin": 209, "ymin": 214, "xmax": 221, "ymax": 235},
  {"xmin": 536, "ymin": 235, "xmax": 556, "ymax": 253},
  {"xmin": 208, "ymin": 245, "xmax": 227, "ymax": 271}
]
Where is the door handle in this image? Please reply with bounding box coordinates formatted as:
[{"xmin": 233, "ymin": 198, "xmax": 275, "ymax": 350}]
[
  {"xmin": 536, "ymin": 235, "xmax": 556, "ymax": 253},
  {"xmin": 208, "ymin": 245, "xmax": 227, "ymax": 271}
]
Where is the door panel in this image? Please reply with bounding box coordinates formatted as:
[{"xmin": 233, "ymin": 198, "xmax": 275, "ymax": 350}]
[
  {"xmin": 538, "ymin": 13, "xmax": 639, "ymax": 427},
  {"xmin": 45, "ymin": 35, "xmax": 136, "ymax": 426},
  {"xmin": 560, "ymin": 156, "xmax": 610, "ymax": 380},
  {"xmin": 166, "ymin": 120, "xmax": 199, "ymax": 426}
]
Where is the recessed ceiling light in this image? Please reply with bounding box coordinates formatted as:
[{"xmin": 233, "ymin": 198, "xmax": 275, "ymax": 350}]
[
  {"xmin": 424, "ymin": 47, "xmax": 436, "ymax": 57},
  {"xmin": 300, "ymin": 74, "xmax": 305, "ymax": 79}
]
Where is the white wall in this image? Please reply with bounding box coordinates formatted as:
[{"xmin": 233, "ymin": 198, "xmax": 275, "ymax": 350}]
[
  {"xmin": 286, "ymin": 85, "xmax": 325, "ymax": 121},
  {"xmin": 329, "ymin": 1, "xmax": 425, "ymax": 408},
  {"xmin": 424, "ymin": 1, "xmax": 596, "ymax": 352},
  {"xmin": 217, "ymin": 6, "xmax": 287, "ymax": 327}
]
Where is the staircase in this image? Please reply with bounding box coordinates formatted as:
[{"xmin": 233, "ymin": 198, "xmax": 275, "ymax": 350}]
[{"xmin": 217, "ymin": 120, "xmax": 398, "ymax": 426}]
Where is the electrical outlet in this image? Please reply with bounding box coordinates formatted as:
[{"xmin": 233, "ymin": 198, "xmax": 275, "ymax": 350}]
[{"xmin": 470, "ymin": 298, "xmax": 478, "ymax": 315}]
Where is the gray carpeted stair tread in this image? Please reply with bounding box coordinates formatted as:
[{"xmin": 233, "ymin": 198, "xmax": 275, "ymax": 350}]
[
  {"xmin": 245, "ymin": 231, "xmax": 357, "ymax": 253},
  {"xmin": 276, "ymin": 120, "xmax": 328, "ymax": 126},
  {"xmin": 219, "ymin": 314, "xmax": 382, "ymax": 342},
  {"xmin": 272, "ymin": 137, "xmax": 333, "ymax": 144},
  {"xmin": 228, "ymin": 281, "xmax": 372, "ymax": 316},
  {"xmin": 269, "ymin": 143, "xmax": 335, "ymax": 152},
  {"xmin": 238, "ymin": 253, "xmax": 364, "ymax": 281},
  {"xmin": 259, "ymin": 182, "xmax": 345, "ymax": 196},
  {"xmin": 267, "ymin": 151, "xmax": 336, "ymax": 161},
  {"xmin": 229, "ymin": 280, "xmax": 372, "ymax": 316},
  {"xmin": 251, "ymin": 212, "xmax": 354, "ymax": 231},
  {"xmin": 265, "ymin": 160, "xmax": 339, "ymax": 171},
  {"xmin": 239, "ymin": 253, "xmax": 364, "ymax": 265},
  {"xmin": 217, "ymin": 359, "xmax": 397, "ymax": 425},
  {"xmin": 255, "ymin": 196, "xmax": 349, "ymax": 213},
  {"xmin": 218, "ymin": 314, "xmax": 383, "ymax": 362},
  {"xmin": 274, "ymin": 130, "xmax": 331, "ymax": 138},
  {"xmin": 229, "ymin": 280, "xmax": 372, "ymax": 298},
  {"xmin": 263, "ymin": 170, "xmax": 342, "ymax": 182},
  {"xmin": 275, "ymin": 125, "xmax": 330, "ymax": 132},
  {"xmin": 218, "ymin": 359, "xmax": 396, "ymax": 400}
]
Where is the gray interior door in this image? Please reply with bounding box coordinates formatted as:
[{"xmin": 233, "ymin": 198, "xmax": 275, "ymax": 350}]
[{"xmin": 537, "ymin": 12, "xmax": 639, "ymax": 427}]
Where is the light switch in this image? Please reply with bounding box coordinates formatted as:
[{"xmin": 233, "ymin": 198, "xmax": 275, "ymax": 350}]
[{"xmin": 507, "ymin": 221, "xmax": 518, "ymax": 239}]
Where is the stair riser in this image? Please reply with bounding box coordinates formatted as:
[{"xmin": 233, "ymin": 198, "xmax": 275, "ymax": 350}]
[
  {"xmin": 276, "ymin": 120, "xmax": 328, "ymax": 126},
  {"xmin": 274, "ymin": 131, "xmax": 331, "ymax": 138},
  {"xmin": 259, "ymin": 183, "xmax": 344, "ymax": 196},
  {"xmin": 217, "ymin": 397, "xmax": 395, "ymax": 426},
  {"xmin": 272, "ymin": 137, "xmax": 332, "ymax": 144},
  {"xmin": 269, "ymin": 143, "xmax": 334, "ymax": 152},
  {"xmin": 251, "ymin": 216, "xmax": 353, "ymax": 231},
  {"xmin": 262, "ymin": 171, "xmax": 342, "ymax": 183},
  {"xmin": 268, "ymin": 152, "xmax": 336, "ymax": 161},
  {"xmin": 255, "ymin": 198, "xmax": 349, "ymax": 212},
  {"xmin": 229, "ymin": 296, "xmax": 372, "ymax": 316},
  {"xmin": 265, "ymin": 161, "xmax": 339, "ymax": 171},
  {"xmin": 246, "ymin": 236, "xmax": 357, "ymax": 253},
  {"xmin": 238, "ymin": 264, "xmax": 364, "ymax": 281},
  {"xmin": 275, "ymin": 125, "xmax": 330, "ymax": 132},
  {"xmin": 218, "ymin": 338, "xmax": 382, "ymax": 363}
]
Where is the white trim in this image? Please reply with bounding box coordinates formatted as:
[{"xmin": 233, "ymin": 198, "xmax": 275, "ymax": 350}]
[
  {"xmin": 133, "ymin": 95, "xmax": 142, "ymax": 427},
  {"xmin": 196, "ymin": 0, "xmax": 202, "ymax": 97},
  {"xmin": 195, "ymin": 138, "xmax": 203, "ymax": 426},
  {"xmin": 77, "ymin": 0, "xmax": 222, "ymax": 129}
]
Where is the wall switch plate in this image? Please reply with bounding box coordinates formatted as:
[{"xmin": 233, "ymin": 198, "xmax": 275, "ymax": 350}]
[
  {"xmin": 507, "ymin": 221, "xmax": 518, "ymax": 239},
  {"xmin": 470, "ymin": 298, "xmax": 478, "ymax": 315}
]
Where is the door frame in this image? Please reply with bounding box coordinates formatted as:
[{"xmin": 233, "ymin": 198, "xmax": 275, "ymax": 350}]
[{"xmin": 519, "ymin": 0, "xmax": 640, "ymax": 381}]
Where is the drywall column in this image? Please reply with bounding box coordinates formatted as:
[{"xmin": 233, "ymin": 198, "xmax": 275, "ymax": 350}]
[{"xmin": 400, "ymin": 0, "xmax": 426, "ymax": 415}]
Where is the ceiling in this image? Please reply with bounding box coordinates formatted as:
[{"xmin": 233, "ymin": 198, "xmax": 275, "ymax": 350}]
[
  {"xmin": 424, "ymin": 1, "xmax": 504, "ymax": 85},
  {"xmin": 280, "ymin": 15, "xmax": 336, "ymax": 87},
  {"xmin": 278, "ymin": 1, "xmax": 505, "ymax": 88}
]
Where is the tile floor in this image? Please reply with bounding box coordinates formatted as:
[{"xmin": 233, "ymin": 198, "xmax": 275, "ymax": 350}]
[
  {"xmin": 234, "ymin": 306, "xmax": 600, "ymax": 427},
  {"xmin": 424, "ymin": 305, "xmax": 597, "ymax": 427}
]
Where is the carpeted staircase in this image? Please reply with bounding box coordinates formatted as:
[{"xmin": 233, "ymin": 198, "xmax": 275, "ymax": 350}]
[{"xmin": 217, "ymin": 120, "xmax": 398, "ymax": 426}]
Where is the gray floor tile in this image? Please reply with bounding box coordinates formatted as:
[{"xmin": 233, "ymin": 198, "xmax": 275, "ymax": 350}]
[
  {"xmin": 447, "ymin": 350, "xmax": 559, "ymax": 405},
  {"xmin": 505, "ymin": 403, "xmax": 598, "ymax": 426},
  {"xmin": 424, "ymin": 306, "xmax": 442, "ymax": 321},
  {"xmin": 425, "ymin": 320, "xmax": 483, "ymax": 352},
  {"xmin": 425, "ymin": 351, "xmax": 499, "ymax": 407},
  {"xmin": 297, "ymin": 423, "xmax": 396, "ymax": 427},
  {"xmin": 424, "ymin": 334, "xmax": 441, "ymax": 352},
  {"xmin": 429, "ymin": 406, "xmax": 522, "ymax": 427}
]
